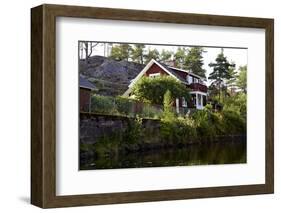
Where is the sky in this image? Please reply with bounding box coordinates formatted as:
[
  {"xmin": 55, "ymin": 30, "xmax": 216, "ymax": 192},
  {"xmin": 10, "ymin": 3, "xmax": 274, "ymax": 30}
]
[{"xmin": 80, "ymin": 42, "xmax": 247, "ymax": 85}]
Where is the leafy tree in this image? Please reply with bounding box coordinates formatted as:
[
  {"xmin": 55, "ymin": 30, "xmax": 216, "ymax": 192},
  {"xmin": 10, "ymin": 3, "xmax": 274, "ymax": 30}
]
[
  {"xmin": 236, "ymin": 65, "xmax": 247, "ymax": 93},
  {"xmin": 110, "ymin": 44, "xmax": 132, "ymax": 61},
  {"xmin": 174, "ymin": 47, "xmax": 187, "ymax": 68},
  {"xmin": 131, "ymin": 76, "xmax": 190, "ymax": 105},
  {"xmin": 222, "ymin": 93, "xmax": 247, "ymax": 120},
  {"xmin": 184, "ymin": 47, "xmax": 206, "ymax": 79},
  {"xmin": 131, "ymin": 44, "xmax": 145, "ymax": 64},
  {"xmin": 208, "ymin": 49, "xmax": 235, "ymax": 101},
  {"xmin": 160, "ymin": 50, "xmax": 173, "ymax": 63},
  {"xmin": 144, "ymin": 48, "xmax": 160, "ymax": 63}
]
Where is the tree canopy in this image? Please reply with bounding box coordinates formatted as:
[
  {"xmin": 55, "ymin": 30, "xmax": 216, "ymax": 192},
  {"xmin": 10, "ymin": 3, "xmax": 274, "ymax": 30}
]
[
  {"xmin": 183, "ymin": 47, "xmax": 206, "ymax": 79},
  {"xmin": 144, "ymin": 49, "xmax": 160, "ymax": 64},
  {"xmin": 131, "ymin": 76, "xmax": 190, "ymax": 105},
  {"xmin": 131, "ymin": 44, "xmax": 145, "ymax": 64},
  {"xmin": 110, "ymin": 44, "xmax": 132, "ymax": 61},
  {"xmin": 236, "ymin": 65, "xmax": 247, "ymax": 93},
  {"xmin": 208, "ymin": 49, "xmax": 235, "ymax": 101}
]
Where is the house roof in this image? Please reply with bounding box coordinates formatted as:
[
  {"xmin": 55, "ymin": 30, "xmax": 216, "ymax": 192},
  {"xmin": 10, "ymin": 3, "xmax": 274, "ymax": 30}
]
[
  {"xmin": 167, "ymin": 66, "xmax": 205, "ymax": 80},
  {"xmin": 157, "ymin": 62, "xmax": 188, "ymax": 83},
  {"xmin": 79, "ymin": 76, "xmax": 96, "ymax": 90},
  {"xmin": 123, "ymin": 59, "xmax": 207, "ymax": 97}
]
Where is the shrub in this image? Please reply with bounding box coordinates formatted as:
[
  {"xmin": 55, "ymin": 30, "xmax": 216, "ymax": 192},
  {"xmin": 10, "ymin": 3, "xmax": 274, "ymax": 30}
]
[
  {"xmin": 160, "ymin": 113, "xmax": 196, "ymax": 144},
  {"xmin": 91, "ymin": 95, "xmax": 117, "ymax": 114},
  {"xmin": 221, "ymin": 110, "xmax": 246, "ymax": 134},
  {"xmin": 131, "ymin": 76, "xmax": 191, "ymax": 105},
  {"xmin": 163, "ymin": 90, "xmax": 175, "ymax": 120},
  {"xmin": 123, "ymin": 116, "xmax": 143, "ymax": 145},
  {"xmin": 115, "ymin": 96, "xmax": 134, "ymax": 115},
  {"xmin": 141, "ymin": 104, "xmax": 163, "ymax": 119}
]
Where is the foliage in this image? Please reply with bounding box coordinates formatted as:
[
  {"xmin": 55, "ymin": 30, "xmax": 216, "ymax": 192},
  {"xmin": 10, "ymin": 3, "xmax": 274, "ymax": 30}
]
[
  {"xmin": 131, "ymin": 44, "xmax": 145, "ymax": 64},
  {"xmin": 174, "ymin": 47, "xmax": 187, "ymax": 68},
  {"xmin": 123, "ymin": 116, "xmax": 143, "ymax": 145},
  {"xmin": 222, "ymin": 93, "xmax": 247, "ymax": 120},
  {"xmin": 131, "ymin": 76, "xmax": 191, "ymax": 105},
  {"xmin": 144, "ymin": 48, "xmax": 160, "ymax": 63},
  {"xmin": 160, "ymin": 49, "xmax": 173, "ymax": 62},
  {"xmin": 236, "ymin": 65, "xmax": 247, "ymax": 93},
  {"xmin": 115, "ymin": 96, "xmax": 134, "ymax": 115},
  {"xmin": 184, "ymin": 47, "xmax": 206, "ymax": 79},
  {"xmin": 208, "ymin": 49, "xmax": 235, "ymax": 101},
  {"xmin": 110, "ymin": 44, "xmax": 132, "ymax": 61},
  {"xmin": 90, "ymin": 94, "xmax": 163, "ymax": 118},
  {"xmin": 221, "ymin": 110, "xmax": 246, "ymax": 134},
  {"xmin": 160, "ymin": 116, "xmax": 197, "ymax": 144},
  {"xmin": 141, "ymin": 104, "xmax": 163, "ymax": 119},
  {"xmin": 91, "ymin": 95, "xmax": 117, "ymax": 114},
  {"xmin": 226, "ymin": 66, "xmax": 238, "ymax": 88},
  {"xmin": 163, "ymin": 90, "xmax": 175, "ymax": 120}
]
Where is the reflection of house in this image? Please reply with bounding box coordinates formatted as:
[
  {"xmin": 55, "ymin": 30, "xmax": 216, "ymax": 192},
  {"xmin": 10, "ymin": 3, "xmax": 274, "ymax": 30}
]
[
  {"xmin": 123, "ymin": 59, "xmax": 207, "ymax": 110},
  {"xmin": 79, "ymin": 76, "xmax": 96, "ymax": 111}
]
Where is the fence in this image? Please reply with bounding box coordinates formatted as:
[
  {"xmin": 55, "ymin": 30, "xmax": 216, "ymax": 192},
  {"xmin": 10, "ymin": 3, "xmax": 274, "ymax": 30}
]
[{"xmin": 80, "ymin": 95, "xmax": 191, "ymax": 119}]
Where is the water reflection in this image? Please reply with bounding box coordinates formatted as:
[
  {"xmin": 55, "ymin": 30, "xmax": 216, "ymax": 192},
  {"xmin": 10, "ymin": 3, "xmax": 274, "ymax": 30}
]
[{"xmin": 80, "ymin": 141, "xmax": 246, "ymax": 170}]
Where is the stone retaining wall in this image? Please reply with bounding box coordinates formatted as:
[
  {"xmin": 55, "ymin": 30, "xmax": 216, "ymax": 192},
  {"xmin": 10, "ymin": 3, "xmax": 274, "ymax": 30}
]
[{"xmin": 80, "ymin": 112, "xmax": 161, "ymax": 145}]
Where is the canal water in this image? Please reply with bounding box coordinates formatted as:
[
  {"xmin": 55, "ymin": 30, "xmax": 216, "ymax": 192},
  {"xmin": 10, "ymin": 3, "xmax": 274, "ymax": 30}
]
[{"xmin": 80, "ymin": 141, "xmax": 246, "ymax": 170}]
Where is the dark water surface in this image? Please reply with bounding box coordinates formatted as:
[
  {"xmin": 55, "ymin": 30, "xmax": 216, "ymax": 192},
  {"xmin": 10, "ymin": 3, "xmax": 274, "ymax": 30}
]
[{"xmin": 80, "ymin": 141, "xmax": 246, "ymax": 170}]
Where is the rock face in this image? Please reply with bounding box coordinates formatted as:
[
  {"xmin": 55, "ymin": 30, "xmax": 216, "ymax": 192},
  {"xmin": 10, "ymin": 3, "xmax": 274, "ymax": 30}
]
[{"xmin": 79, "ymin": 56, "xmax": 145, "ymax": 96}]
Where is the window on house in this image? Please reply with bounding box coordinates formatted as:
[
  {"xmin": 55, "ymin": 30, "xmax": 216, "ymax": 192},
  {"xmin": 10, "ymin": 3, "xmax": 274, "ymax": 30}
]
[
  {"xmin": 203, "ymin": 95, "xmax": 207, "ymax": 106},
  {"xmin": 191, "ymin": 94, "xmax": 196, "ymax": 106},
  {"xmin": 182, "ymin": 97, "xmax": 187, "ymax": 107},
  {"xmin": 194, "ymin": 78, "xmax": 199, "ymax": 83},
  {"xmin": 198, "ymin": 94, "xmax": 202, "ymax": 106},
  {"xmin": 187, "ymin": 75, "xmax": 193, "ymax": 84},
  {"xmin": 149, "ymin": 73, "xmax": 160, "ymax": 78}
]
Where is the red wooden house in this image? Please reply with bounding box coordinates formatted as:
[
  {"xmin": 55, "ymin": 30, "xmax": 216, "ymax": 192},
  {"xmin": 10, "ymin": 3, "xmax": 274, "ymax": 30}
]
[{"xmin": 123, "ymin": 59, "xmax": 207, "ymax": 111}]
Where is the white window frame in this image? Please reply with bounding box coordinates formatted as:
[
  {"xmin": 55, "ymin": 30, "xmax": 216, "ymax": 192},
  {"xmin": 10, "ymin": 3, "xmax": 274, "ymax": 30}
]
[
  {"xmin": 182, "ymin": 97, "xmax": 187, "ymax": 107},
  {"xmin": 187, "ymin": 75, "xmax": 193, "ymax": 84},
  {"xmin": 149, "ymin": 73, "xmax": 160, "ymax": 78},
  {"xmin": 198, "ymin": 94, "xmax": 202, "ymax": 106}
]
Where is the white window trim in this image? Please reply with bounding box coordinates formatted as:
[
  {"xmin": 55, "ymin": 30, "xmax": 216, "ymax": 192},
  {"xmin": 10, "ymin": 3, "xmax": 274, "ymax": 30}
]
[
  {"xmin": 149, "ymin": 73, "xmax": 160, "ymax": 78},
  {"xmin": 182, "ymin": 97, "xmax": 187, "ymax": 107},
  {"xmin": 187, "ymin": 75, "xmax": 193, "ymax": 84}
]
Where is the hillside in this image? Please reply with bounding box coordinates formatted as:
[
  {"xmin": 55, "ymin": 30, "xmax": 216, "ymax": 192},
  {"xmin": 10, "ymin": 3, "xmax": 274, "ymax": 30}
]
[{"xmin": 79, "ymin": 56, "xmax": 145, "ymax": 96}]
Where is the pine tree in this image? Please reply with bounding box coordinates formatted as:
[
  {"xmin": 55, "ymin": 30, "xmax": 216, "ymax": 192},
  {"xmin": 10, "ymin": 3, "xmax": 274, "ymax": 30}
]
[
  {"xmin": 208, "ymin": 49, "xmax": 235, "ymax": 101},
  {"xmin": 160, "ymin": 49, "xmax": 173, "ymax": 63},
  {"xmin": 236, "ymin": 65, "xmax": 247, "ymax": 93},
  {"xmin": 131, "ymin": 44, "xmax": 145, "ymax": 64},
  {"xmin": 110, "ymin": 44, "xmax": 132, "ymax": 61},
  {"xmin": 174, "ymin": 47, "xmax": 187, "ymax": 68},
  {"xmin": 144, "ymin": 48, "xmax": 160, "ymax": 63},
  {"xmin": 226, "ymin": 66, "xmax": 238, "ymax": 95},
  {"xmin": 184, "ymin": 47, "xmax": 206, "ymax": 79}
]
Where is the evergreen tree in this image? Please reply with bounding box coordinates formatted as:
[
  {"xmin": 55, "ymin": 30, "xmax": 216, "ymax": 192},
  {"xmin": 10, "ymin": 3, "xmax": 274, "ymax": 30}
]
[
  {"xmin": 144, "ymin": 48, "xmax": 160, "ymax": 63},
  {"xmin": 110, "ymin": 44, "xmax": 132, "ymax": 61},
  {"xmin": 236, "ymin": 65, "xmax": 247, "ymax": 93},
  {"xmin": 226, "ymin": 66, "xmax": 238, "ymax": 95},
  {"xmin": 160, "ymin": 49, "xmax": 173, "ymax": 63},
  {"xmin": 131, "ymin": 44, "xmax": 145, "ymax": 64},
  {"xmin": 184, "ymin": 47, "xmax": 206, "ymax": 79},
  {"xmin": 174, "ymin": 47, "xmax": 187, "ymax": 68},
  {"xmin": 208, "ymin": 49, "xmax": 235, "ymax": 101}
]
